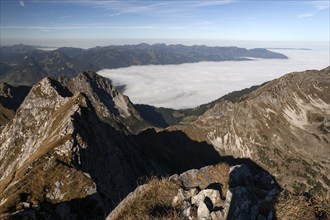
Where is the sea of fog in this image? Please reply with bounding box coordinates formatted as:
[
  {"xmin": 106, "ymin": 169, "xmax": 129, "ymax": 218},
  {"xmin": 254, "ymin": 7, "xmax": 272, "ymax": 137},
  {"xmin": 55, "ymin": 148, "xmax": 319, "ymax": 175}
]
[{"xmin": 98, "ymin": 48, "xmax": 329, "ymax": 109}]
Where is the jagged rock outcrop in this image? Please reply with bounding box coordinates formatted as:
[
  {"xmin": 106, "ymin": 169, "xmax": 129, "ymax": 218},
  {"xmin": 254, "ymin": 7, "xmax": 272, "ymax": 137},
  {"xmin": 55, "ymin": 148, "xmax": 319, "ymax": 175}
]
[
  {"xmin": 108, "ymin": 163, "xmax": 281, "ymax": 220},
  {"xmin": 0, "ymin": 73, "xmax": 148, "ymax": 218},
  {"xmin": 178, "ymin": 67, "xmax": 330, "ymax": 194},
  {"xmin": 174, "ymin": 164, "xmax": 280, "ymax": 220},
  {"xmin": 0, "ymin": 72, "xmax": 223, "ymax": 219},
  {"xmin": 58, "ymin": 71, "xmax": 146, "ymax": 133},
  {"xmin": 0, "ymin": 77, "xmax": 104, "ymax": 219}
]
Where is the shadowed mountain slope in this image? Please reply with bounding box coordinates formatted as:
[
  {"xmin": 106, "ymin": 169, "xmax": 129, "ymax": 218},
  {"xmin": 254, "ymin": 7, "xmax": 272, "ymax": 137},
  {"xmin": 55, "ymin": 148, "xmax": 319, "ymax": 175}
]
[{"xmin": 0, "ymin": 82, "xmax": 30, "ymax": 127}]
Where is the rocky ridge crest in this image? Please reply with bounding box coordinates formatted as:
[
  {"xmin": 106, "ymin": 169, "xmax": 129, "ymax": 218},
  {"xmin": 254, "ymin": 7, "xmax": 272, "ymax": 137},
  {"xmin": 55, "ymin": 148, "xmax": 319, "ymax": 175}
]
[
  {"xmin": 0, "ymin": 72, "xmax": 223, "ymax": 219},
  {"xmin": 178, "ymin": 67, "xmax": 330, "ymax": 194}
]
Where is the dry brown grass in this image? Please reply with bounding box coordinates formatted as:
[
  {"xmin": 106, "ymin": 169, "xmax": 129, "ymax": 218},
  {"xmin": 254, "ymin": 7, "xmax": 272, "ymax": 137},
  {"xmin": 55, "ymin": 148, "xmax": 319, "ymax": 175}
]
[
  {"xmin": 275, "ymin": 191, "xmax": 314, "ymax": 220},
  {"xmin": 110, "ymin": 163, "xmax": 230, "ymax": 220},
  {"xmin": 313, "ymin": 194, "xmax": 330, "ymax": 220},
  {"xmin": 113, "ymin": 177, "xmax": 182, "ymax": 220},
  {"xmin": 274, "ymin": 191, "xmax": 330, "ymax": 220}
]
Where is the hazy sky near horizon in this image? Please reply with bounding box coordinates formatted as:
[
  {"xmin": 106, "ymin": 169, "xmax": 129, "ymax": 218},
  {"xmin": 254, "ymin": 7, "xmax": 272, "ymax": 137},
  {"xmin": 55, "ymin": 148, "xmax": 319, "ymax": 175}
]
[{"xmin": 1, "ymin": 0, "xmax": 329, "ymax": 47}]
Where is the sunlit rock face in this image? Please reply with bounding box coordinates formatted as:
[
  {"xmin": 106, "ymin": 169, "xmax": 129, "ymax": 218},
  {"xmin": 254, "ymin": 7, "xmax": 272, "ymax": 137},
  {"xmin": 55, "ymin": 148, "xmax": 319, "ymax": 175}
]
[
  {"xmin": 180, "ymin": 67, "xmax": 330, "ymax": 194},
  {"xmin": 0, "ymin": 72, "xmax": 148, "ymax": 218}
]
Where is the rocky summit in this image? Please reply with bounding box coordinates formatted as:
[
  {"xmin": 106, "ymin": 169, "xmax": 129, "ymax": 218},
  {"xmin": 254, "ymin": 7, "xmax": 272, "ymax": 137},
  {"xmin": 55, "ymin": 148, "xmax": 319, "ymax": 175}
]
[
  {"xmin": 0, "ymin": 67, "xmax": 329, "ymax": 220},
  {"xmin": 0, "ymin": 71, "xmax": 223, "ymax": 219}
]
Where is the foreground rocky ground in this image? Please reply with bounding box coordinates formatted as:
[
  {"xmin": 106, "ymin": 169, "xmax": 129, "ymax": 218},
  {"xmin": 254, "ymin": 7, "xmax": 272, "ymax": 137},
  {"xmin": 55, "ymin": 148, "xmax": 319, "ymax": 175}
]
[{"xmin": 108, "ymin": 163, "xmax": 329, "ymax": 220}]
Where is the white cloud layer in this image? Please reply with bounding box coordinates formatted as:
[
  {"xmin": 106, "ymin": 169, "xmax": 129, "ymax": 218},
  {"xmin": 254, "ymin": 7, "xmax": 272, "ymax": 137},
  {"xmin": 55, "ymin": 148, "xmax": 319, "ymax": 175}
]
[
  {"xmin": 98, "ymin": 48, "xmax": 329, "ymax": 109},
  {"xmin": 19, "ymin": 1, "xmax": 25, "ymax": 7}
]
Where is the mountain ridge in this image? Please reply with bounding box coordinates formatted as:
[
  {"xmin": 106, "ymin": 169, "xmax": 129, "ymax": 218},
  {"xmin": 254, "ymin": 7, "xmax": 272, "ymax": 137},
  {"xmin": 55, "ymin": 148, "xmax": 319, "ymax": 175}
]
[
  {"xmin": 176, "ymin": 66, "xmax": 330, "ymax": 194},
  {"xmin": 0, "ymin": 67, "xmax": 329, "ymax": 219},
  {"xmin": 0, "ymin": 71, "xmax": 225, "ymax": 219},
  {"xmin": 0, "ymin": 43, "xmax": 287, "ymax": 85}
]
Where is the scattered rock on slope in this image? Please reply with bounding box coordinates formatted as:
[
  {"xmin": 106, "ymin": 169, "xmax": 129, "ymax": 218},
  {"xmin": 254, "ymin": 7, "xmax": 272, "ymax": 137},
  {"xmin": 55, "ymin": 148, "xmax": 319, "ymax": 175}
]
[{"xmin": 108, "ymin": 163, "xmax": 282, "ymax": 220}]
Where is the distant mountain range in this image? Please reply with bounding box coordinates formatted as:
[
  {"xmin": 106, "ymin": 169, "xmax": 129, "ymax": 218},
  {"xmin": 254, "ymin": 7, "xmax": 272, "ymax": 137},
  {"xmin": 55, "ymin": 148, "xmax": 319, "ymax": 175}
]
[
  {"xmin": 265, "ymin": 47, "xmax": 311, "ymax": 50},
  {"xmin": 0, "ymin": 43, "xmax": 287, "ymax": 85}
]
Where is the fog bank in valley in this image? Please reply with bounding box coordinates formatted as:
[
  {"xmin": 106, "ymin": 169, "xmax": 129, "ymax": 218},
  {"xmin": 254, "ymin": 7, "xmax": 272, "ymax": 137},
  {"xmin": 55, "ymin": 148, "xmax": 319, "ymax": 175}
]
[{"xmin": 98, "ymin": 49, "xmax": 329, "ymax": 109}]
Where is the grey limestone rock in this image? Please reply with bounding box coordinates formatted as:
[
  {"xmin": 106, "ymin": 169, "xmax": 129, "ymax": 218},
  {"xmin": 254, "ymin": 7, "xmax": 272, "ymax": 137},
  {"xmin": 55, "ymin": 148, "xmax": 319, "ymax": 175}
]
[
  {"xmin": 179, "ymin": 169, "xmax": 200, "ymax": 189},
  {"xmin": 191, "ymin": 189, "xmax": 222, "ymax": 209},
  {"xmin": 172, "ymin": 163, "xmax": 279, "ymax": 220}
]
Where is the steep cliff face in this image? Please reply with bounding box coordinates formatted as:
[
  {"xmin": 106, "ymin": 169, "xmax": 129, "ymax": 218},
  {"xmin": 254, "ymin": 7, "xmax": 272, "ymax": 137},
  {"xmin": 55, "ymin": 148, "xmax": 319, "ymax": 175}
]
[
  {"xmin": 179, "ymin": 67, "xmax": 330, "ymax": 194},
  {"xmin": 58, "ymin": 71, "xmax": 146, "ymax": 133},
  {"xmin": 0, "ymin": 88, "xmax": 101, "ymax": 218},
  {"xmin": 0, "ymin": 73, "xmax": 148, "ymax": 218},
  {"xmin": 0, "ymin": 72, "xmax": 223, "ymax": 219}
]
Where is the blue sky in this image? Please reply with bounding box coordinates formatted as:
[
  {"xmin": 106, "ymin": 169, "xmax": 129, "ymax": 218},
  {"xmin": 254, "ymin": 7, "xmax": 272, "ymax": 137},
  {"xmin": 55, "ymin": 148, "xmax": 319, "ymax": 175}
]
[{"xmin": 0, "ymin": 0, "xmax": 329, "ymax": 47}]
